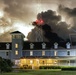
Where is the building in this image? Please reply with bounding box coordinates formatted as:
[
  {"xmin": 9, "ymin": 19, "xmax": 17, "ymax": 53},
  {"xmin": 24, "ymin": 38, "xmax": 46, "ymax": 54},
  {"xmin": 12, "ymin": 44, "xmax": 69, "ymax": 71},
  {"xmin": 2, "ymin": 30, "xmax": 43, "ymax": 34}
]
[{"xmin": 0, "ymin": 31, "xmax": 76, "ymax": 69}]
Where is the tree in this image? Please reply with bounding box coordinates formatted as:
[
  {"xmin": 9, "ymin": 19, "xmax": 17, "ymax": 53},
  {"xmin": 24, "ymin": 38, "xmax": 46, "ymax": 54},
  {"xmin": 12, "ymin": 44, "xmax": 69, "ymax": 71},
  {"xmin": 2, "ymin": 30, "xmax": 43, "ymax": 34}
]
[{"xmin": 0, "ymin": 57, "xmax": 13, "ymax": 73}]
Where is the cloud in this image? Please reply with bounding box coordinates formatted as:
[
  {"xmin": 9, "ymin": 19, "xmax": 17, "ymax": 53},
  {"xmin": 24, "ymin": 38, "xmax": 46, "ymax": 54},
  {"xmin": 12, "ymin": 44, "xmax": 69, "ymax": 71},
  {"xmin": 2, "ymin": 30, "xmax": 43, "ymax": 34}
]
[{"xmin": 0, "ymin": 0, "xmax": 76, "ymax": 42}]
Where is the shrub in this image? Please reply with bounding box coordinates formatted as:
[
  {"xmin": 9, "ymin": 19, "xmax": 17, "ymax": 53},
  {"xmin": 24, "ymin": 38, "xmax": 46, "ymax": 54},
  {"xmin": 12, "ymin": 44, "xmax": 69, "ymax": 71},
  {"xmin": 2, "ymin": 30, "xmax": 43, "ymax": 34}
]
[
  {"xmin": 61, "ymin": 67, "xmax": 76, "ymax": 71},
  {"xmin": 23, "ymin": 65, "xmax": 32, "ymax": 69},
  {"xmin": 39, "ymin": 66, "xmax": 61, "ymax": 69}
]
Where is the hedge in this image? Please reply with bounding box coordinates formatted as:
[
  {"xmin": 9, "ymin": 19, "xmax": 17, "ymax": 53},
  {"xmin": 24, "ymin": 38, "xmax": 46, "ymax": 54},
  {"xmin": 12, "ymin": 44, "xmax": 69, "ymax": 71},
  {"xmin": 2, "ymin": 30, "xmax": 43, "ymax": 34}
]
[{"xmin": 39, "ymin": 66, "xmax": 76, "ymax": 71}]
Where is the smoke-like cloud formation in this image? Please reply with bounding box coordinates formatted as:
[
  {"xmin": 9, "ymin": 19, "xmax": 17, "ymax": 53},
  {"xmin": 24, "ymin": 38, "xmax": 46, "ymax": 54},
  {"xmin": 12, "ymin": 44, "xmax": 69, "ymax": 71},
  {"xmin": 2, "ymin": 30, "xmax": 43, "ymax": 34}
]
[
  {"xmin": 27, "ymin": 1, "xmax": 76, "ymax": 42},
  {"xmin": 0, "ymin": 0, "xmax": 76, "ymax": 42}
]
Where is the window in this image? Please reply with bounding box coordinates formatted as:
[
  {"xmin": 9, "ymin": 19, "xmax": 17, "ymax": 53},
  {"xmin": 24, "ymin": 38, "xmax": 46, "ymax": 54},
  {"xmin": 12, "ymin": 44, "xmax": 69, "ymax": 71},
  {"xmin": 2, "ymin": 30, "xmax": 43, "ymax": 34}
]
[
  {"xmin": 54, "ymin": 42, "xmax": 58, "ymax": 49},
  {"xmin": 42, "ymin": 51, "xmax": 45, "ymax": 56},
  {"xmin": 6, "ymin": 52, "xmax": 9, "ymax": 56},
  {"xmin": 12, "ymin": 35, "xmax": 15, "ymax": 39},
  {"xmin": 15, "ymin": 60, "xmax": 20, "ymax": 65},
  {"xmin": 54, "ymin": 51, "xmax": 57, "ymax": 56},
  {"xmin": 66, "ymin": 42, "xmax": 71, "ymax": 49},
  {"xmin": 42, "ymin": 43, "xmax": 46, "ymax": 49},
  {"xmin": 6, "ymin": 43, "xmax": 10, "ymax": 49},
  {"xmin": 15, "ymin": 50, "xmax": 18, "ymax": 55},
  {"xmin": 67, "ymin": 51, "xmax": 70, "ymax": 55},
  {"xmin": 30, "ymin": 43, "xmax": 34, "ymax": 49},
  {"xmin": 30, "ymin": 51, "xmax": 33, "ymax": 56},
  {"xmin": 30, "ymin": 60, "xmax": 33, "ymax": 64},
  {"xmin": 17, "ymin": 35, "xmax": 21, "ymax": 39},
  {"xmin": 15, "ymin": 43, "xmax": 18, "ymax": 48}
]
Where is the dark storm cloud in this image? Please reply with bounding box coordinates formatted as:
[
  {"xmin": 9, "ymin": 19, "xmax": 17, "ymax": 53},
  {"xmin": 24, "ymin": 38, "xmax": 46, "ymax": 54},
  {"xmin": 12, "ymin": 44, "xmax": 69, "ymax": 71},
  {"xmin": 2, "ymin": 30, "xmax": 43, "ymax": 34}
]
[
  {"xmin": 27, "ymin": 9, "xmax": 72, "ymax": 42},
  {"xmin": 27, "ymin": 10, "xmax": 63, "ymax": 42},
  {"xmin": 0, "ymin": 0, "xmax": 76, "ymax": 42},
  {"xmin": 37, "ymin": 10, "xmax": 61, "ymax": 24},
  {"xmin": 58, "ymin": 5, "xmax": 76, "ymax": 17},
  {"xmin": 58, "ymin": 5, "xmax": 76, "ymax": 29},
  {"xmin": 37, "ymin": 10, "xmax": 70, "ymax": 40}
]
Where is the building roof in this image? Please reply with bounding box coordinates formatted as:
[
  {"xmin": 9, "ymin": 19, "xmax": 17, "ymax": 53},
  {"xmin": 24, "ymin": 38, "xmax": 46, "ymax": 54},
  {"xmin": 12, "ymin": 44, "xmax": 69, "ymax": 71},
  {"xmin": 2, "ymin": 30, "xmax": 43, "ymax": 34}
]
[
  {"xmin": 23, "ymin": 41, "xmax": 66, "ymax": 50},
  {"xmin": 10, "ymin": 31, "xmax": 22, "ymax": 34},
  {"xmin": 10, "ymin": 31, "xmax": 25, "ymax": 37},
  {"xmin": 0, "ymin": 42, "xmax": 11, "ymax": 50},
  {"xmin": 0, "ymin": 41, "xmax": 76, "ymax": 50}
]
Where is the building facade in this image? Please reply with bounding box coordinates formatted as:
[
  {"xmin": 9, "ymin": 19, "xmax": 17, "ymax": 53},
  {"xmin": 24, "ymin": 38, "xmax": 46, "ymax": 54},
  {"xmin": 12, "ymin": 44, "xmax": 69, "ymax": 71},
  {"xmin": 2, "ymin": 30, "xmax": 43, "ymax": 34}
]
[{"xmin": 0, "ymin": 31, "xmax": 76, "ymax": 69}]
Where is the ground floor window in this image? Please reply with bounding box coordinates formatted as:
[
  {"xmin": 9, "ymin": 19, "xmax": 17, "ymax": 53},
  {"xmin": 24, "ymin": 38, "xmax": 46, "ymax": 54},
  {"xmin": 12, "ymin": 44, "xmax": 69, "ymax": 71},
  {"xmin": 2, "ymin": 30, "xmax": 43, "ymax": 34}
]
[{"xmin": 15, "ymin": 59, "xmax": 20, "ymax": 65}]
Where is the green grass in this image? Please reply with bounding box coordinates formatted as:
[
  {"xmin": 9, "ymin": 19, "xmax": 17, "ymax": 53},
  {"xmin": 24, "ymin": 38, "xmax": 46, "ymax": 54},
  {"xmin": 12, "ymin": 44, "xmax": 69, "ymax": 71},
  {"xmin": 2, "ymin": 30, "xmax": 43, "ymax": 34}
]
[{"xmin": 0, "ymin": 70, "xmax": 76, "ymax": 75}]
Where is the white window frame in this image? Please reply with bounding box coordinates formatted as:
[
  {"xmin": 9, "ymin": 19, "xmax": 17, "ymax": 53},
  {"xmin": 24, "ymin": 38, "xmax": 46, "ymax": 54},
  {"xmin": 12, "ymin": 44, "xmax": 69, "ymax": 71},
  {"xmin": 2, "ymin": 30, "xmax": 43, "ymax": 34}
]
[
  {"xmin": 30, "ymin": 43, "xmax": 34, "ymax": 49},
  {"xmin": 42, "ymin": 51, "xmax": 45, "ymax": 56},
  {"xmin": 42, "ymin": 43, "xmax": 46, "ymax": 49},
  {"xmin": 54, "ymin": 51, "xmax": 57, "ymax": 56},
  {"xmin": 30, "ymin": 51, "xmax": 33, "ymax": 56}
]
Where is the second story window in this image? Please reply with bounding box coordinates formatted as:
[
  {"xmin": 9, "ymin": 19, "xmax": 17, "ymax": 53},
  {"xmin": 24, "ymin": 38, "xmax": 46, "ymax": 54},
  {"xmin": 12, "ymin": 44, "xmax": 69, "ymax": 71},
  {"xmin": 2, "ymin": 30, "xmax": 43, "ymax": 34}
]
[
  {"xmin": 15, "ymin": 43, "xmax": 18, "ymax": 48},
  {"xmin": 6, "ymin": 52, "xmax": 9, "ymax": 56},
  {"xmin": 15, "ymin": 50, "xmax": 18, "ymax": 55},
  {"xmin": 67, "ymin": 50, "xmax": 70, "ymax": 55},
  {"xmin": 30, "ymin": 51, "xmax": 33, "ymax": 56},
  {"xmin": 54, "ymin": 51, "xmax": 57, "ymax": 56},
  {"xmin": 42, "ymin": 51, "xmax": 45, "ymax": 56}
]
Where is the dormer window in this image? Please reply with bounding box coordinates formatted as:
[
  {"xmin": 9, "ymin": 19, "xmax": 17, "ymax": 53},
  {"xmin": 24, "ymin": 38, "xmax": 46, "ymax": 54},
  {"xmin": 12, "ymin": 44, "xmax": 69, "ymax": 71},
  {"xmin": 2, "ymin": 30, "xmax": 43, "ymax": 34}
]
[
  {"xmin": 42, "ymin": 43, "xmax": 46, "ymax": 49},
  {"xmin": 6, "ymin": 43, "xmax": 10, "ymax": 49},
  {"xmin": 30, "ymin": 43, "xmax": 34, "ymax": 49},
  {"xmin": 54, "ymin": 42, "xmax": 58, "ymax": 49},
  {"xmin": 66, "ymin": 42, "xmax": 71, "ymax": 49}
]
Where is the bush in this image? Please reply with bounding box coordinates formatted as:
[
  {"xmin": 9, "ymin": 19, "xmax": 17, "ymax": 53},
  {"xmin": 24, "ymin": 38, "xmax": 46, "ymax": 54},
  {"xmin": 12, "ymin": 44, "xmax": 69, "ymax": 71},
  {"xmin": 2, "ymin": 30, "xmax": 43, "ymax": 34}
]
[
  {"xmin": 61, "ymin": 67, "xmax": 76, "ymax": 71},
  {"xmin": 23, "ymin": 65, "xmax": 32, "ymax": 69},
  {"xmin": 0, "ymin": 57, "xmax": 13, "ymax": 72},
  {"xmin": 39, "ymin": 66, "xmax": 61, "ymax": 69}
]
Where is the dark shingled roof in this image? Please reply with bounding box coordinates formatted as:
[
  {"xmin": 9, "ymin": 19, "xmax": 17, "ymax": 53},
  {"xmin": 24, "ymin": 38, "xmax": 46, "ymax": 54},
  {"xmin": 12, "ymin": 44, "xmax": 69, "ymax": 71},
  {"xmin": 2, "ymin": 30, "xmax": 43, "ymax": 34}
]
[
  {"xmin": 23, "ymin": 41, "xmax": 66, "ymax": 50},
  {"xmin": 0, "ymin": 41, "xmax": 70, "ymax": 50},
  {"xmin": 10, "ymin": 31, "xmax": 25, "ymax": 37},
  {"xmin": 0, "ymin": 42, "xmax": 12, "ymax": 50},
  {"xmin": 10, "ymin": 31, "xmax": 22, "ymax": 34}
]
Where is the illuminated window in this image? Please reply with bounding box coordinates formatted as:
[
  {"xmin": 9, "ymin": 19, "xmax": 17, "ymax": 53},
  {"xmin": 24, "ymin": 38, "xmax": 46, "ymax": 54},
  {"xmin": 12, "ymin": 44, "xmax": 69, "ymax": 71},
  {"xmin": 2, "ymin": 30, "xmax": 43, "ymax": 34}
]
[
  {"xmin": 15, "ymin": 50, "xmax": 18, "ymax": 55},
  {"xmin": 67, "ymin": 51, "xmax": 70, "ymax": 55},
  {"xmin": 30, "ymin": 60, "xmax": 33, "ymax": 64},
  {"xmin": 54, "ymin": 51, "xmax": 57, "ymax": 56},
  {"xmin": 42, "ymin": 51, "xmax": 45, "ymax": 56},
  {"xmin": 30, "ymin": 51, "xmax": 33, "ymax": 56},
  {"xmin": 15, "ymin": 60, "xmax": 20, "ymax": 65},
  {"xmin": 15, "ymin": 43, "xmax": 18, "ymax": 48}
]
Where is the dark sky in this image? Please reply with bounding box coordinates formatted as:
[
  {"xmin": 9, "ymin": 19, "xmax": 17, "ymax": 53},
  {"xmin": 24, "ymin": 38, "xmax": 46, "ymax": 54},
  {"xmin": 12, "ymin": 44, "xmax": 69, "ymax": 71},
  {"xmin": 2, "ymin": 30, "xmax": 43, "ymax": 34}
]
[{"xmin": 0, "ymin": 0, "xmax": 76, "ymax": 42}]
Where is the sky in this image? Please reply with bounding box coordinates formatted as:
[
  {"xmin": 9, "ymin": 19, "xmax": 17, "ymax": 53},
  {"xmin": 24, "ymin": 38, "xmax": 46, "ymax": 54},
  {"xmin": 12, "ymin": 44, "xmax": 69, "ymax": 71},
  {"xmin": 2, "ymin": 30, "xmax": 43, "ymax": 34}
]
[{"xmin": 0, "ymin": 0, "xmax": 76, "ymax": 42}]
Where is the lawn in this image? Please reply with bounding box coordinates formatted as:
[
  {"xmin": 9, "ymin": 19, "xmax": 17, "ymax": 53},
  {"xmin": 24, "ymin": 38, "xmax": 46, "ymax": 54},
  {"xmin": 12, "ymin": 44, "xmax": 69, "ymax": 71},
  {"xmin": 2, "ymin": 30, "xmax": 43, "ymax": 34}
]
[{"xmin": 0, "ymin": 70, "xmax": 76, "ymax": 75}]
